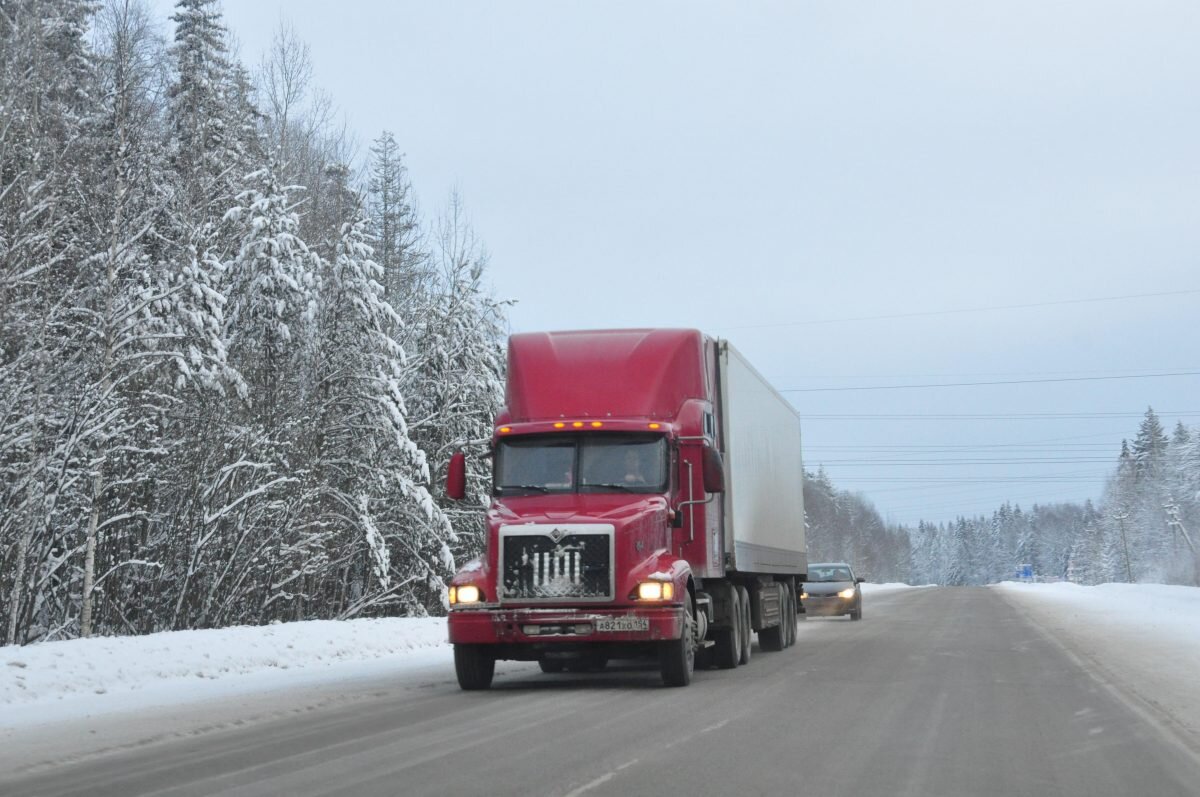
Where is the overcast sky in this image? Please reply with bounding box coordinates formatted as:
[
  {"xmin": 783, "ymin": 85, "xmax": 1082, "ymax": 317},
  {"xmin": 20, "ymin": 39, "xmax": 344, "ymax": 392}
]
[{"xmin": 170, "ymin": 1, "xmax": 1199, "ymax": 526}]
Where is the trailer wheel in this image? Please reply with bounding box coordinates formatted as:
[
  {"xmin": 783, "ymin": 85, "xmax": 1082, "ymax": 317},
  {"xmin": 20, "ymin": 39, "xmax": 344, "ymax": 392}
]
[
  {"xmin": 712, "ymin": 588, "xmax": 742, "ymax": 670},
  {"xmin": 758, "ymin": 584, "xmax": 785, "ymax": 652},
  {"xmin": 737, "ymin": 586, "xmax": 752, "ymax": 665},
  {"xmin": 454, "ymin": 644, "xmax": 495, "ymax": 690},
  {"xmin": 784, "ymin": 584, "xmax": 797, "ymax": 647},
  {"xmin": 539, "ymin": 660, "xmax": 565, "ymax": 673},
  {"xmin": 660, "ymin": 596, "xmax": 696, "ymax": 687}
]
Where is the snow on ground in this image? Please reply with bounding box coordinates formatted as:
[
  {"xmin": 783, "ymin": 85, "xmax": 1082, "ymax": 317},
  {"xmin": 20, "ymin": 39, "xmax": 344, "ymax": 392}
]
[
  {"xmin": 860, "ymin": 582, "xmax": 935, "ymax": 595},
  {"xmin": 1, "ymin": 618, "xmax": 452, "ymax": 729},
  {"xmin": 995, "ymin": 582, "xmax": 1200, "ymax": 746}
]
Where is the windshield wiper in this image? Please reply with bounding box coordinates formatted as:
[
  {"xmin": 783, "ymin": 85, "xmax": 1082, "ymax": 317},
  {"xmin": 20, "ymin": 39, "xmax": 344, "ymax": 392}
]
[
  {"xmin": 500, "ymin": 484, "xmax": 551, "ymax": 493},
  {"xmin": 583, "ymin": 482, "xmax": 640, "ymax": 492}
]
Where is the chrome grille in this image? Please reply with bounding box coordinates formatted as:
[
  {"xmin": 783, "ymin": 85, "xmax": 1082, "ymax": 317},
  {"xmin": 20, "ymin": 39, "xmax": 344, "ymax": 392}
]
[{"xmin": 499, "ymin": 525, "xmax": 613, "ymax": 602}]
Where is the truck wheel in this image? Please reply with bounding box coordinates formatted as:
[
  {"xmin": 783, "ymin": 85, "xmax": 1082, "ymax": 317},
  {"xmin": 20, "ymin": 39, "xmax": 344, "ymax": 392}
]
[
  {"xmin": 780, "ymin": 584, "xmax": 791, "ymax": 648},
  {"xmin": 737, "ymin": 586, "xmax": 752, "ymax": 665},
  {"xmin": 454, "ymin": 644, "xmax": 495, "ymax": 690},
  {"xmin": 712, "ymin": 588, "xmax": 742, "ymax": 670},
  {"xmin": 660, "ymin": 597, "xmax": 696, "ymax": 687},
  {"xmin": 784, "ymin": 584, "xmax": 797, "ymax": 647},
  {"xmin": 758, "ymin": 585, "xmax": 785, "ymax": 652},
  {"xmin": 539, "ymin": 660, "xmax": 565, "ymax": 673}
]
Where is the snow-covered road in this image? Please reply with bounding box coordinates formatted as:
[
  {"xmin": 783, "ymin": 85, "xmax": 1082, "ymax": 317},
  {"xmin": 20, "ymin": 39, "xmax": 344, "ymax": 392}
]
[
  {"xmin": 9, "ymin": 585, "xmax": 1200, "ymax": 797},
  {"xmin": 3, "ymin": 581, "xmax": 1195, "ymax": 739},
  {"xmin": 3, "ymin": 584, "xmax": 1200, "ymax": 796}
]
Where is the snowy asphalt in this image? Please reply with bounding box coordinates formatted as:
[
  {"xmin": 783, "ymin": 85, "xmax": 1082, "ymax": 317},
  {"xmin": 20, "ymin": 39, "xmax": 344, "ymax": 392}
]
[{"xmin": 5, "ymin": 587, "xmax": 1200, "ymax": 796}]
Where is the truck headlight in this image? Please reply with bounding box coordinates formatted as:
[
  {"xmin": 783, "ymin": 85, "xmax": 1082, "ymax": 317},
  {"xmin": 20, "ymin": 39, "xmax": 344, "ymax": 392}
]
[
  {"xmin": 451, "ymin": 584, "xmax": 482, "ymax": 605},
  {"xmin": 636, "ymin": 581, "xmax": 674, "ymax": 601},
  {"xmin": 837, "ymin": 588, "xmax": 855, "ymax": 599},
  {"xmin": 800, "ymin": 591, "xmax": 808, "ymax": 600}
]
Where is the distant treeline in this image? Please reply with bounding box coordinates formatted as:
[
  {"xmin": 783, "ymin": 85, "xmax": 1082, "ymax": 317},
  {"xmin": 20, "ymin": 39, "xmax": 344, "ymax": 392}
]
[
  {"xmin": 1, "ymin": 0, "xmax": 505, "ymax": 645},
  {"xmin": 807, "ymin": 409, "xmax": 1199, "ymax": 588}
]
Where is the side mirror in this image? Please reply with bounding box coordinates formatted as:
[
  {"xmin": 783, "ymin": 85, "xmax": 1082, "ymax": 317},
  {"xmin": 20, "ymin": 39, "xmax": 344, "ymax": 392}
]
[
  {"xmin": 701, "ymin": 446, "xmax": 725, "ymax": 493},
  {"xmin": 856, "ymin": 577, "xmax": 865, "ymax": 584},
  {"xmin": 446, "ymin": 451, "xmax": 467, "ymax": 500}
]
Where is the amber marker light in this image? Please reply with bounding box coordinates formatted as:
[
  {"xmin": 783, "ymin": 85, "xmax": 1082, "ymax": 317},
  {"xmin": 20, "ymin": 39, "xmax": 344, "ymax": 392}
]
[
  {"xmin": 648, "ymin": 423, "xmax": 661, "ymax": 430},
  {"xmin": 553, "ymin": 422, "xmax": 565, "ymax": 429},
  {"xmin": 499, "ymin": 427, "xmax": 511, "ymax": 434},
  {"xmin": 591, "ymin": 421, "xmax": 603, "ymax": 428},
  {"xmin": 572, "ymin": 421, "xmax": 584, "ymax": 428}
]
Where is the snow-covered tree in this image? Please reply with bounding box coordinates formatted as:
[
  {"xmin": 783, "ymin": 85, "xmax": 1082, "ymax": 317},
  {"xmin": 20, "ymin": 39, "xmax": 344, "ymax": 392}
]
[
  {"xmin": 403, "ymin": 192, "xmax": 507, "ymax": 570},
  {"xmin": 1, "ymin": 2, "xmax": 513, "ymax": 645},
  {"xmin": 368, "ymin": 130, "xmax": 427, "ymax": 309},
  {"xmin": 167, "ymin": 0, "xmax": 257, "ymax": 221}
]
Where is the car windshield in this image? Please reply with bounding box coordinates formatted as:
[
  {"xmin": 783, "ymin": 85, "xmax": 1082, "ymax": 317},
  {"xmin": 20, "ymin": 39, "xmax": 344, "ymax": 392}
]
[
  {"xmin": 808, "ymin": 565, "xmax": 853, "ymax": 582},
  {"xmin": 494, "ymin": 434, "xmax": 667, "ymax": 495}
]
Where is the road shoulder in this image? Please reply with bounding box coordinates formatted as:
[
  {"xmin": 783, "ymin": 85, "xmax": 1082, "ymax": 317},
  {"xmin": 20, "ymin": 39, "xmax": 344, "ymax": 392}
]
[{"xmin": 995, "ymin": 583, "xmax": 1200, "ymax": 763}]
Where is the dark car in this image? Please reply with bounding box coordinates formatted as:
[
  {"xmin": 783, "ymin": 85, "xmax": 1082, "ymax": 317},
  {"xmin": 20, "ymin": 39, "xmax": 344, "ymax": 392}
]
[{"xmin": 802, "ymin": 562, "xmax": 864, "ymax": 620}]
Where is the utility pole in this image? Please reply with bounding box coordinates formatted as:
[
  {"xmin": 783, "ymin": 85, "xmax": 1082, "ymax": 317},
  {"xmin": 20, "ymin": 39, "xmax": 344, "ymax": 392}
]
[{"xmin": 1164, "ymin": 502, "xmax": 1199, "ymax": 587}]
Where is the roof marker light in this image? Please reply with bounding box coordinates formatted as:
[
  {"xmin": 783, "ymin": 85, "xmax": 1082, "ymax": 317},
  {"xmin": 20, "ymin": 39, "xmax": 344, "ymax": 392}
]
[
  {"xmin": 499, "ymin": 427, "xmax": 512, "ymax": 434},
  {"xmin": 591, "ymin": 421, "xmax": 603, "ymax": 428},
  {"xmin": 572, "ymin": 421, "xmax": 584, "ymax": 428},
  {"xmin": 648, "ymin": 423, "xmax": 661, "ymax": 430},
  {"xmin": 553, "ymin": 422, "xmax": 566, "ymax": 429}
]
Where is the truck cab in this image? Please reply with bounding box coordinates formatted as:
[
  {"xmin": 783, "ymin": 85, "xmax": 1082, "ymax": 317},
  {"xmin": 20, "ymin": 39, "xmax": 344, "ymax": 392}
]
[{"xmin": 446, "ymin": 329, "xmax": 805, "ymax": 689}]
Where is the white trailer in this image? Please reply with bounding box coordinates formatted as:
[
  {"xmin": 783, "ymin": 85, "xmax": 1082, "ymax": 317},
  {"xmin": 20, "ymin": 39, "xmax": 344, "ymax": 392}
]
[{"xmin": 718, "ymin": 341, "xmax": 807, "ymax": 576}]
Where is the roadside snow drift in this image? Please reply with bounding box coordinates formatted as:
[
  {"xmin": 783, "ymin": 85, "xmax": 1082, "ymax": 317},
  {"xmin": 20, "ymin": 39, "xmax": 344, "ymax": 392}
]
[
  {"xmin": 996, "ymin": 582, "xmax": 1200, "ymax": 745},
  {"xmin": 1, "ymin": 617, "xmax": 451, "ymax": 728}
]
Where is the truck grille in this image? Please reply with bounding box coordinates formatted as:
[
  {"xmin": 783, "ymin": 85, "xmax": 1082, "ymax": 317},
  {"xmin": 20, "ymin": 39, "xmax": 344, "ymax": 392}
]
[{"xmin": 499, "ymin": 525, "xmax": 613, "ymax": 603}]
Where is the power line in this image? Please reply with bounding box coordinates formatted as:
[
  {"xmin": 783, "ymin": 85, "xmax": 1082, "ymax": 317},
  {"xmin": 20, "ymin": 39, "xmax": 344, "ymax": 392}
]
[
  {"xmin": 818, "ymin": 459, "xmax": 1115, "ymax": 466},
  {"xmin": 792, "ymin": 367, "xmax": 1200, "ymax": 380},
  {"xmin": 718, "ymin": 287, "xmax": 1200, "ymax": 331},
  {"xmin": 803, "ymin": 410, "xmax": 1200, "ymax": 419},
  {"xmin": 782, "ymin": 370, "xmax": 1200, "ymax": 393},
  {"xmin": 806, "ymin": 430, "xmax": 1139, "ymax": 449}
]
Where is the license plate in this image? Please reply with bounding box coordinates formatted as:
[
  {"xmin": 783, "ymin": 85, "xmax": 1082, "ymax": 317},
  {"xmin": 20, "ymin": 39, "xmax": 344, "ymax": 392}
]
[{"xmin": 595, "ymin": 616, "xmax": 649, "ymax": 633}]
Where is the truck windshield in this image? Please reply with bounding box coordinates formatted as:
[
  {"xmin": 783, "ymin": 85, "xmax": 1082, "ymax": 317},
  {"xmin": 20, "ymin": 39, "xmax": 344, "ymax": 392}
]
[{"xmin": 494, "ymin": 435, "xmax": 667, "ymax": 496}]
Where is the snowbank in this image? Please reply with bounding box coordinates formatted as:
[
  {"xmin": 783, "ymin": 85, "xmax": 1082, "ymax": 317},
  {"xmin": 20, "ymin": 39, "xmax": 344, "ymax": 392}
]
[
  {"xmin": 995, "ymin": 582, "xmax": 1200, "ymax": 744},
  {"xmin": 1, "ymin": 617, "xmax": 451, "ymax": 729}
]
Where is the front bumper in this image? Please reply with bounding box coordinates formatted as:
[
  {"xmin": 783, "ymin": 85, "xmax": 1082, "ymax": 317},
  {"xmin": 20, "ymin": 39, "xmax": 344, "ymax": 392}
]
[
  {"xmin": 803, "ymin": 595, "xmax": 856, "ymax": 615},
  {"xmin": 448, "ymin": 605, "xmax": 685, "ymax": 646}
]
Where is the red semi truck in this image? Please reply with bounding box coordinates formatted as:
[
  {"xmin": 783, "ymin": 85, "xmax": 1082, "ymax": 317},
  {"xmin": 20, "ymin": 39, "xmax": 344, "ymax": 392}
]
[{"xmin": 445, "ymin": 328, "xmax": 807, "ymax": 688}]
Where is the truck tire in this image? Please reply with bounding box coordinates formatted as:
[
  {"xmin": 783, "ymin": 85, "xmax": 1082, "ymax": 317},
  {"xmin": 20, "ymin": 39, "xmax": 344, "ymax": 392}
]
[
  {"xmin": 777, "ymin": 585, "xmax": 787, "ymax": 648},
  {"xmin": 758, "ymin": 585, "xmax": 785, "ymax": 652},
  {"xmin": 712, "ymin": 588, "xmax": 742, "ymax": 670},
  {"xmin": 539, "ymin": 660, "xmax": 565, "ymax": 673},
  {"xmin": 454, "ymin": 644, "xmax": 495, "ymax": 690},
  {"xmin": 737, "ymin": 585, "xmax": 752, "ymax": 665},
  {"xmin": 660, "ymin": 597, "xmax": 696, "ymax": 687},
  {"xmin": 784, "ymin": 583, "xmax": 797, "ymax": 648}
]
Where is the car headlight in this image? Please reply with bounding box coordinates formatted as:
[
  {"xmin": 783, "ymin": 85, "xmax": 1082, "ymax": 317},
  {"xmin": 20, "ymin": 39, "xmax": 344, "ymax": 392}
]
[
  {"xmin": 636, "ymin": 581, "xmax": 674, "ymax": 601},
  {"xmin": 837, "ymin": 588, "xmax": 856, "ymax": 599},
  {"xmin": 450, "ymin": 584, "xmax": 482, "ymax": 605}
]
